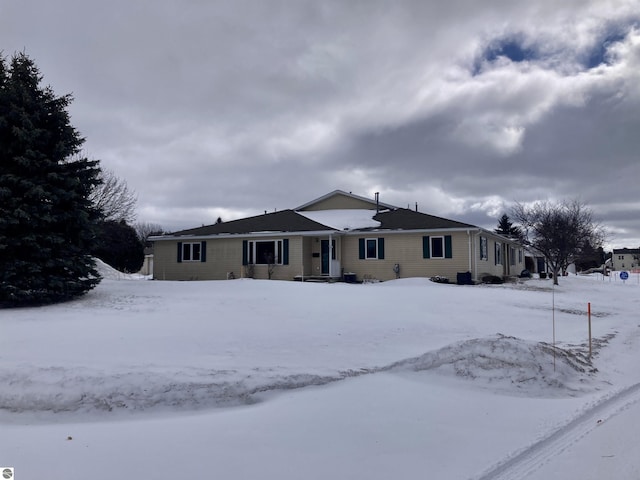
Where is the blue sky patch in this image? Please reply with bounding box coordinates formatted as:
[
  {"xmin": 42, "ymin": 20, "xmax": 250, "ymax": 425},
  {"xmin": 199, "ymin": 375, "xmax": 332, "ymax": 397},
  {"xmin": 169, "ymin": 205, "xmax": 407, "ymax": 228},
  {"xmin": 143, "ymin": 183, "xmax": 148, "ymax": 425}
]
[
  {"xmin": 473, "ymin": 35, "xmax": 539, "ymax": 75},
  {"xmin": 485, "ymin": 38, "xmax": 537, "ymax": 63},
  {"xmin": 584, "ymin": 28, "xmax": 630, "ymax": 69}
]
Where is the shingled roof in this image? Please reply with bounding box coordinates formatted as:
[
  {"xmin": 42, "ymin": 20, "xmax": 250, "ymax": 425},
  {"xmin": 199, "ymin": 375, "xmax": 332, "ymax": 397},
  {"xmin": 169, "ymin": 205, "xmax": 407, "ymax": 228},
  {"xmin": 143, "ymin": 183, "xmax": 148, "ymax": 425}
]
[
  {"xmin": 170, "ymin": 209, "xmax": 335, "ymax": 237},
  {"xmin": 367, "ymin": 208, "xmax": 477, "ymax": 231}
]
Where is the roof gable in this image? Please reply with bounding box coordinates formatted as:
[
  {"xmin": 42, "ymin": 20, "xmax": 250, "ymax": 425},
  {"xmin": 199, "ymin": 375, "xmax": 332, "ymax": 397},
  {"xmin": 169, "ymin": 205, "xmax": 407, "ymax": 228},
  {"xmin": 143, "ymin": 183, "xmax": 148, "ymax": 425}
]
[{"xmin": 295, "ymin": 190, "xmax": 396, "ymax": 211}]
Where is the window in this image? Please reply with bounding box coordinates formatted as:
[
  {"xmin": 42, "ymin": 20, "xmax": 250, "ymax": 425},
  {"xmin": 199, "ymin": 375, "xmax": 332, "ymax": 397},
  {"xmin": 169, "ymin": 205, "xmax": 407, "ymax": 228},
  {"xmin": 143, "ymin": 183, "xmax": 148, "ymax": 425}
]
[
  {"xmin": 510, "ymin": 247, "xmax": 516, "ymax": 266},
  {"xmin": 366, "ymin": 239, "xmax": 378, "ymax": 259},
  {"xmin": 431, "ymin": 236, "xmax": 445, "ymax": 258},
  {"xmin": 518, "ymin": 248, "xmax": 523, "ymax": 264},
  {"xmin": 358, "ymin": 238, "xmax": 385, "ymax": 260},
  {"xmin": 422, "ymin": 235, "xmax": 452, "ymax": 259},
  {"xmin": 177, "ymin": 241, "xmax": 206, "ymax": 263},
  {"xmin": 495, "ymin": 242, "xmax": 502, "ymax": 265},
  {"xmin": 243, "ymin": 239, "xmax": 289, "ymax": 265},
  {"xmin": 480, "ymin": 237, "xmax": 488, "ymax": 260},
  {"xmin": 246, "ymin": 240, "xmax": 284, "ymax": 264}
]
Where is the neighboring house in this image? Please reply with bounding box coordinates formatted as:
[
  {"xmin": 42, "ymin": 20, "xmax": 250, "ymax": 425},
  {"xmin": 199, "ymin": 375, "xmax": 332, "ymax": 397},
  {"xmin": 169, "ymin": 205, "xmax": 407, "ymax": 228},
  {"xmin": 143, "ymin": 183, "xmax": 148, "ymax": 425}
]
[
  {"xmin": 523, "ymin": 247, "xmax": 547, "ymax": 275},
  {"xmin": 138, "ymin": 246, "xmax": 154, "ymax": 276},
  {"xmin": 151, "ymin": 190, "xmax": 525, "ymax": 283},
  {"xmin": 611, "ymin": 248, "xmax": 640, "ymax": 271}
]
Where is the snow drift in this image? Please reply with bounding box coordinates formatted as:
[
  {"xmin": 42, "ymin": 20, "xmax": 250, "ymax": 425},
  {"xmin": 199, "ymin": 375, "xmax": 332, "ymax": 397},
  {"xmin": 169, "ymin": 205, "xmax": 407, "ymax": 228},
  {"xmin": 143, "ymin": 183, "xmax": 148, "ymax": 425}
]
[{"xmin": 0, "ymin": 335, "xmax": 602, "ymax": 418}]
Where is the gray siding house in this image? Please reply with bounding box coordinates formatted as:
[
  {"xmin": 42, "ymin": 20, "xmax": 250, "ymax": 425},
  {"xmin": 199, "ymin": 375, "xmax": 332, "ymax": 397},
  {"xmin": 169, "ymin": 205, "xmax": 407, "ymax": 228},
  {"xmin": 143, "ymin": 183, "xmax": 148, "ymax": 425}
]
[{"xmin": 611, "ymin": 248, "xmax": 640, "ymax": 271}]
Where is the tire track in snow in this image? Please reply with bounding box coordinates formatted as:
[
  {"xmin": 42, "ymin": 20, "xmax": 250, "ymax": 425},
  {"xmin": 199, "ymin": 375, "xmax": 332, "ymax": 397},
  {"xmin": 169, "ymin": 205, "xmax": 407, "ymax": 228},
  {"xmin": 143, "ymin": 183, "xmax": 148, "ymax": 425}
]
[{"xmin": 472, "ymin": 382, "xmax": 640, "ymax": 480}]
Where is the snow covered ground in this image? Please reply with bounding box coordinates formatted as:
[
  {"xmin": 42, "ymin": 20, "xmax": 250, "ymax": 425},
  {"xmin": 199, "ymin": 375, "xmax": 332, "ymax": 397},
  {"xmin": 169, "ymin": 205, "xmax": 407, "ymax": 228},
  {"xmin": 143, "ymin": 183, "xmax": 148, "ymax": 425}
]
[{"xmin": 1, "ymin": 264, "xmax": 640, "ymax": 479}]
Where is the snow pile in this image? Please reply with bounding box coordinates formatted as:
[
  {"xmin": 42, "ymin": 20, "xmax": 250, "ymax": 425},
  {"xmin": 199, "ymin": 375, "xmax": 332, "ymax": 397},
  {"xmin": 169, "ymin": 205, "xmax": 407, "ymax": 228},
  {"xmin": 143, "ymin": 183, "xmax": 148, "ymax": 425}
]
[
  {"xmin": 297, "ymin": 209, "xmax": 381, "ymax": 230},
  {"xmin": 0, "ymin": 365, "xmax": 343, "ymax": 416},
  {"xmin": 94, "ymin": 257, "xmax": 147, "ymax": 280},
  {"xmin": 0, "ymin": 335, "xmax": 602, "ymax": 417},
  {"xmin": 388, "ymin": 334, "xmax": 599, "ymax": 397}
]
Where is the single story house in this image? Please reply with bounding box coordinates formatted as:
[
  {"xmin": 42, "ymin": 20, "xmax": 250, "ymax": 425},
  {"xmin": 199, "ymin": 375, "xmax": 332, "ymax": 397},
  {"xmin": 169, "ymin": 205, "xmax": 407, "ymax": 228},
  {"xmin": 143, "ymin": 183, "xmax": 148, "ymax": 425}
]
[{"xmin": 151, "ymin": 190, "xmax": 525, "ymax": 283}]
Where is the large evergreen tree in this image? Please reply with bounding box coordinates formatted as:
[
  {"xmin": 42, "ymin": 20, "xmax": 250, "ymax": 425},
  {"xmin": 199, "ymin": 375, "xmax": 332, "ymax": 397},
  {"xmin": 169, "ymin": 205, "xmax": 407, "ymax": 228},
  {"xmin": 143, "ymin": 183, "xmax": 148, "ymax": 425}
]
[
  {"xmin": 0, "ymin": 53, "xmax": 102, "ymax": 306},
  {"xmin": 495, "ymin": 213, "xmax": 522, "ymax": 238}
]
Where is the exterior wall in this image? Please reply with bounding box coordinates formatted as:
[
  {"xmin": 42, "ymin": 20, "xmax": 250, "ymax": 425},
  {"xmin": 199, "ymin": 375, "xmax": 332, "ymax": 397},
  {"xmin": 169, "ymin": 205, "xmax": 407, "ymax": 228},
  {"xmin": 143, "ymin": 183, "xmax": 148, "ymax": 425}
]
[
  {"xmin": 153, "ymin": 231, "xmax": 525, "ymax": 283},
  {"xmin": 341, "ymin": 231, "xmax": 474, "ymax": 282},
  {"xmin": 337, "ymin": 231, "xmax": 525, "ymax": 283},
  {"xmin": 473, "ymin": 233, "xmax": 525, "ymax": 280},
  {"xmin": 611, "ymin": 250, "xmax": 640, "ymax": 271},
  {"xmin": 474, "ymin": 233, "xmax": 502, "ymax": 279},
  {"xmin": 153, "ymin": 236, "xmax": 307, "ymax": 281},
  {"xmin": 474, "ymin": 233, "xmax": 525, "ymax": 280},
  {"xmin": 302, "ymin": 237, "xmax": 314, "ymax": 277},
  {"xmin": 299, "ymin": 194, "xmax": 377, "ymax": 211}
]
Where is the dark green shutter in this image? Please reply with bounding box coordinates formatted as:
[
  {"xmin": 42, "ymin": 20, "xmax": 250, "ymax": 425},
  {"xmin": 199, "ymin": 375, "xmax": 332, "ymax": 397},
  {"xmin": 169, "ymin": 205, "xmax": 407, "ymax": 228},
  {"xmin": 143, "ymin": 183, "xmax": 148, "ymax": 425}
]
[
  {"xmin": 201, "ymin": 241, "xmax": 207, "ymax": 262},
  {"xmin": 177, "ymin": 242, "xmax": 182, "ymax": 263},
  {"xmin": 283, "ymin": 239, "xmax": 289, "ymax": 265},
  {"xmin": 445, "ymin": 235, "xmax": 452, "ymax": 258},
  {"xmin": 242, "ymin": 240, "xmax": 248, "ymax": 265},
  {"xmin": 378, "ymin": 238, "xmax": 385, "ymax": 259},
  {"xmin": 359, "ymin": 238, "xmax": 365, "ymax": 259},
  {"xmin": 422, "ymin": 236, "xmax": 430, "ymax": 258}
]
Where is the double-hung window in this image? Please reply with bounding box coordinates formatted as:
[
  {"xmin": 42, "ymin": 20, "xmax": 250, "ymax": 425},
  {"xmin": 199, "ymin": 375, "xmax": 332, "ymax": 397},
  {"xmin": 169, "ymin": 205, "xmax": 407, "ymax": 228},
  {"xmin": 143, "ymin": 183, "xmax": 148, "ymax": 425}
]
[
  {"xmin": 480, "ymin": 237, "xmax": 488, "ymax": 261},
  {"xmin": 495, "ymin": 242, "xmax": 502, "ymax": 265},
  {"xmin": 366, "ymin": 238, "xmax": 378, "ymax": 259},
  {"xmin": 358, "ymin": 238, "xmax": 385, "ymax": 260},
  {"xmin": 431, "ymin": 236, "xmax": 445, "ymax": 259},
  {"xmin": 177, "ymin": 241, "xmax": 207, "ymax": 263},
  {"xmin": 422, "ymin": 235, "xmax": 452, "ymax": 259}
]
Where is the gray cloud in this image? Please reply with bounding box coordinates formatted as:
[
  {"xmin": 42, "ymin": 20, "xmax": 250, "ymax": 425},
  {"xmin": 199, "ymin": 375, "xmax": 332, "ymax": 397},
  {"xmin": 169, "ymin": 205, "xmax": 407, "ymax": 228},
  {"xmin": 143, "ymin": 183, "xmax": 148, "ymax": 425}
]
[{"xmin": 2, "ymin": 0, "xmax": 639, "ymax": 247}]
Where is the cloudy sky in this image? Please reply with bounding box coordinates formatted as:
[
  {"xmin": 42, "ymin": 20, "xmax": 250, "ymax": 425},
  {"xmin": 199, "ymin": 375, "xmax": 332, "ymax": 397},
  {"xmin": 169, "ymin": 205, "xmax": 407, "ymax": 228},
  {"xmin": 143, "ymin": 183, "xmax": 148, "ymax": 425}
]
[{"xmin": 2, "ymin": 0, "xmax": 639, "ymax": 248}]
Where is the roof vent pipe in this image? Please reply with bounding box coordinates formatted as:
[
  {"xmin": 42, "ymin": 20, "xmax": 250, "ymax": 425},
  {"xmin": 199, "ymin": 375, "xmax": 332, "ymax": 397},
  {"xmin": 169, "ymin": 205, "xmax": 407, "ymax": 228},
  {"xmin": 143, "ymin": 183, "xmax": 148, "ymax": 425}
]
[
  {"xmin": 375, "ymin": 192, "xmax": 379, "ymax": 213},
  {"xmin": 415, "ymin": 202, "xmax": 418, "ymax": 212}
]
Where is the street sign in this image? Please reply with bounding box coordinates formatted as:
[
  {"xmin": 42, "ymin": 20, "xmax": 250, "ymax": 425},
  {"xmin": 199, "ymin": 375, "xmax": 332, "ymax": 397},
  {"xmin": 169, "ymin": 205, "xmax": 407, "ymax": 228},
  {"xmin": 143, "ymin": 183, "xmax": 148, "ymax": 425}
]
[{"xmin": 620, "ymin": 271, "xmax": 629, "ymax": 281}]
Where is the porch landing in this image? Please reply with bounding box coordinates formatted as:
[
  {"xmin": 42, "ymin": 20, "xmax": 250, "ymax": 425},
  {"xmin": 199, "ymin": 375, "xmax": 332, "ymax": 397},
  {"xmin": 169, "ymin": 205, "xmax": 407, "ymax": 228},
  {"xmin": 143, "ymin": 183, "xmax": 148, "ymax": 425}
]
[{"xmin": 293, "ymin": 275, "xmax": 338, "ymax": 283}]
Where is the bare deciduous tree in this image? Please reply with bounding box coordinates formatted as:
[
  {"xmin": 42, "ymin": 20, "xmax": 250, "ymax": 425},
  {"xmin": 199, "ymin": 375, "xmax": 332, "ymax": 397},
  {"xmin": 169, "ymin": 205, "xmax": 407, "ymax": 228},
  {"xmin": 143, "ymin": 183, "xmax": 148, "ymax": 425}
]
[
  {"xmin": 134, "ymin": 222, "xmax": 164, "ymax": 243},
  {"xmin": 512, "ymin": 199, "xmax": 605, "ymax": 285},
  {"xmin": 90, "ymin": 168, "xmax": 137, "ymax": 223}
]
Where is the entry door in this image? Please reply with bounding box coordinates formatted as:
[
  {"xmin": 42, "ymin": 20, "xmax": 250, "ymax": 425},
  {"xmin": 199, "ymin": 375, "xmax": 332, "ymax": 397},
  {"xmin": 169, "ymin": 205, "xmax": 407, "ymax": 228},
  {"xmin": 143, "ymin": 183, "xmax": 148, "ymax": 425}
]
[{"xmin": 320, "ymin": 240, "xmax": 336, "ymax": 275}]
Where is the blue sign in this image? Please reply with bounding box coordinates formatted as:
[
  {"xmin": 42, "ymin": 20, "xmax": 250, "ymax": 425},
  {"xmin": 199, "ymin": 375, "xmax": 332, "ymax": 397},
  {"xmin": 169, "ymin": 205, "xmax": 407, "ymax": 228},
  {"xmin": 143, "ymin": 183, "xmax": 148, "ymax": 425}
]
[{"xmin": 620, "ymin": 271, "xmax": 629, "ymax": 280}]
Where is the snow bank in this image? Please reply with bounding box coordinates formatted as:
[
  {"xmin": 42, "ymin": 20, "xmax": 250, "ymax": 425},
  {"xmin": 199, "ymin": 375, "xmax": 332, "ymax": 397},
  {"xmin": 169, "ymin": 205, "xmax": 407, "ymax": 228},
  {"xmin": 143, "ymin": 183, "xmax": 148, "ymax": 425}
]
[
  {"xmin": 94, "ymin": 258, "xmax": 148, "ymax": 280},
  {"xmin": 388, "ymin": 334, "xmax": 600, "ymax": 397},
  {"xmin": 0, "ymin": 335, "xmax": 603, "ymax": 418}
]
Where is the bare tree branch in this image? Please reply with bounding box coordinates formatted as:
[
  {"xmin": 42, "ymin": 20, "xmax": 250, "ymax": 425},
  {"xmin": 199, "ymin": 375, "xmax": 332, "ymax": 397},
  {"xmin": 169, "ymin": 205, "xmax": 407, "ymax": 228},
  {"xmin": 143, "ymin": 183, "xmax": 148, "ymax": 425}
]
[
  {"xmin": 89, "ymin": 168, "xmax": 137, "ymax": 223},
  {"xmin": 512, "ymin": 199, "xmax": 605, "ymax": 285},
  {"xmin": 134, "ymin": 221, "xmax": 164, "ymax": 243}
]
